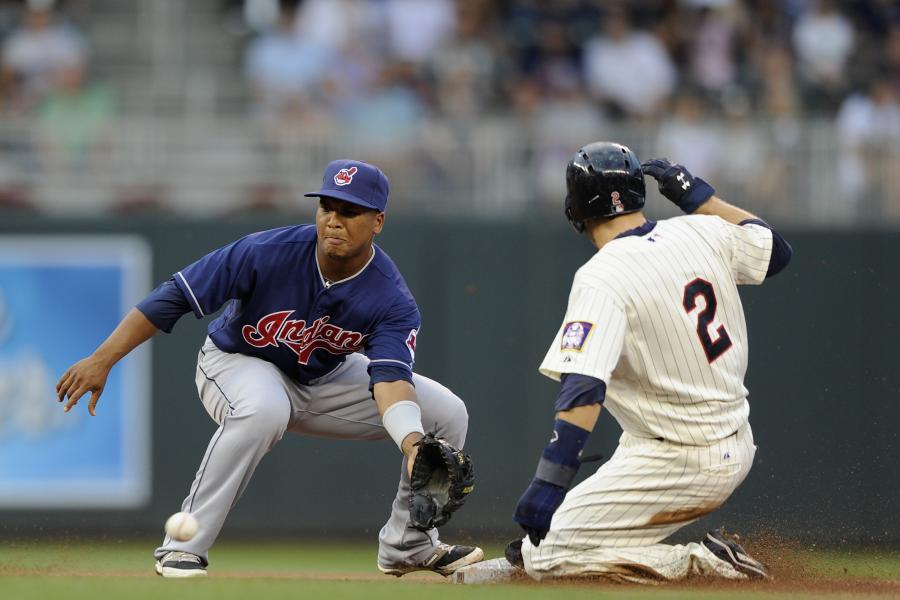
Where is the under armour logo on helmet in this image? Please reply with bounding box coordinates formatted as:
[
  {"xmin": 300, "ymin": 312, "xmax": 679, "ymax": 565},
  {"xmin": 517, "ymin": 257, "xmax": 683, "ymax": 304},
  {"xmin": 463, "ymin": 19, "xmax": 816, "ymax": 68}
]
[{"xmin": 676, "ymin": 172, "xmax": 691, "ymax": 190}]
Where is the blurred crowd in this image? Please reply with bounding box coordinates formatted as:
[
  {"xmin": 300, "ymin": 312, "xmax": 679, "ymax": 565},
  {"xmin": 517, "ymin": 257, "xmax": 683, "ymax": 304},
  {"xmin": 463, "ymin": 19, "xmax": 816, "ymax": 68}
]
[
  {"xmin": 0, "ymin": 0, "xmax": 897, "ymax": 221},
  {"xmin": 238, "ymin": 0, "xmax": 899, "ymax": 122},
  {"xmin": 0, "ymin": 0, "xmax": 113, "ymax": 209},
  {"xmin": 236, "ymin": 0, "xmax": 900, "ymax": 219}
]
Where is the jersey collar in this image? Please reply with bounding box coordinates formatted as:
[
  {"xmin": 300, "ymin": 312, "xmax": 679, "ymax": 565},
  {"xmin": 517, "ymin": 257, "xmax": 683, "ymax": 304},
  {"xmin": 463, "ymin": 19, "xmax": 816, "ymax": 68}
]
[
  {"xmin": 315, "ymin": 246, "xmax": 377, "ymax": 289},
  {"xmin": 615, "ymin": 220, "xmax": 657, "ymax": 240}
]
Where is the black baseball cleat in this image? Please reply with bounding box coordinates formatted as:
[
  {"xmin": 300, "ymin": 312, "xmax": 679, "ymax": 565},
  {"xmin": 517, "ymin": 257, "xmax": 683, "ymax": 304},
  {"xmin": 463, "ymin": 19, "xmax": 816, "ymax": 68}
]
[
  {"xmin": 155, "ymin": 551, "xmax": 208, "ymax": 578},
  {"xmin": 702, "ymin": 529, "xmax": 771, "ymax": 580},
  {"xmin": 378, "ymin": 543, "xmax": 484, "ymax": 577},
  {"xmin": 504, "ymin": 538, "xmax": 524, "ymax": 569}
]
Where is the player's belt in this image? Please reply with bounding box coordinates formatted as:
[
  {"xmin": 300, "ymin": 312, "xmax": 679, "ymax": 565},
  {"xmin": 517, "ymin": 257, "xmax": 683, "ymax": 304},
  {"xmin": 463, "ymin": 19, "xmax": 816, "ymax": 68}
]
[{"xmin": 654, "ymin": 428, "xmax": 740, "ymax": 446}]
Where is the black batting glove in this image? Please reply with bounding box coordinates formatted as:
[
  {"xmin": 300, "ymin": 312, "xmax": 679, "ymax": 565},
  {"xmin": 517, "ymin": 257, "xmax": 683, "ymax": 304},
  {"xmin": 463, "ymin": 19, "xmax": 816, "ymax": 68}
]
[
  {"xmin": 513, "ymin": 478, "xmax": 566, "ymax": 546},
  {"xmin": 641, "ymin": 158, "xmax": 715, "ymax": 213}
]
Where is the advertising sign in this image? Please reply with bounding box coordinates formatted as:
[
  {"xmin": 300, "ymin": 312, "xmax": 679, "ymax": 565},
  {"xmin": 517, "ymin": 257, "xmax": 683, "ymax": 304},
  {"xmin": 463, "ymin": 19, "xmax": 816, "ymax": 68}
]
[{"xmin": 0, "ymin": 236, "xmax": 151, "ymax": 508}]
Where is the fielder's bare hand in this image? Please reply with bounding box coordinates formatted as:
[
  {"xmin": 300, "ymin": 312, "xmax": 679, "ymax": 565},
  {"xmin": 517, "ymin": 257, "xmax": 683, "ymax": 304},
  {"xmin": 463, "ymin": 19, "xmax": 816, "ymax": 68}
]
[
  {"xmin": 55, "ymin": 308, "xmax": 159, "ymax": 416},
  {"xmin": 56, "ymin": 354, "xmax": 112, "ymax": 416}
]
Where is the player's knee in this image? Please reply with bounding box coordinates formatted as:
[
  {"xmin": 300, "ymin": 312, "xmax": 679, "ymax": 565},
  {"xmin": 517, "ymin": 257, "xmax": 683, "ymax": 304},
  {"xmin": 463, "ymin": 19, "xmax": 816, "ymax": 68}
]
[
  {"xmin": 455, "ymin": 396, "xmax": 468, "ymax": 430},
  {"xmin": 418, "ymin": 384, "xmax": 468, "ymax": 444},
  {"xmin": 519, "ymin": 536, "xmax": 557, "ymax": 577},
  {"xmin": 519, "ymin": 538, "xmax": 543, "ymax": 575},
  {"xmin": 242, "ymin": 399, "xmax": 290, "ymax": 439},
  {"xmin": 440, "ymin": 393, "xmax": 468, "ymax": 446}
]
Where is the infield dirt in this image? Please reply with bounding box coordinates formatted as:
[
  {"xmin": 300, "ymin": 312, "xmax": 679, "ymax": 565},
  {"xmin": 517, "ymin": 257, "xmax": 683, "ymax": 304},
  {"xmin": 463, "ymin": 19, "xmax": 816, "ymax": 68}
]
[{"xmin": 0, "ymin": 537, "xmax": 897, "ymax": 599}]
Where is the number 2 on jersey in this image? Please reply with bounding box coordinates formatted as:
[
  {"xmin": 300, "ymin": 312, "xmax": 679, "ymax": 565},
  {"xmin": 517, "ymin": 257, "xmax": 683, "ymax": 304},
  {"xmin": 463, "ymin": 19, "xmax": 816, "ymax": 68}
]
[{"xmin": 682, "ymin": 278, "xmax": 733, "ymax": 363}]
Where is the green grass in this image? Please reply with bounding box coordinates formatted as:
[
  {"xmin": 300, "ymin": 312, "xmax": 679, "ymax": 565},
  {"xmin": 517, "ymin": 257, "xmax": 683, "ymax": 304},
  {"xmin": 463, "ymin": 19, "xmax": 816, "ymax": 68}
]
[
  {"xmin": 0, "ymin": 539, "xmax": 897, "ymax": 600},
  {"xmin": 2, "ymin": 579, "xmax": 886, "ymax": 600},
  {"xmin": 799, "ymin": 547, "xmax": 900, "ymax": 581}
]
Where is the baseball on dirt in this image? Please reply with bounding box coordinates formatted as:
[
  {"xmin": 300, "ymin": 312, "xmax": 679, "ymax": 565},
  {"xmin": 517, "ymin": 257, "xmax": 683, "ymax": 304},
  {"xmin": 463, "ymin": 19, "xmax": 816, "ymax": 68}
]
[{"xmin": 164, "ymin": 511, "xmax": 199, "ymax": 542}]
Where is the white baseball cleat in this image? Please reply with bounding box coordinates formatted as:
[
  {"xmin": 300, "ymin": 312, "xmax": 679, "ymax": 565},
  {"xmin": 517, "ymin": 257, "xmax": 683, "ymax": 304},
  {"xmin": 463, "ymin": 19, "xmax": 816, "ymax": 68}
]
[{"xmin": 155, "ymin": 551, "xmax": 208, "ymax": 578}]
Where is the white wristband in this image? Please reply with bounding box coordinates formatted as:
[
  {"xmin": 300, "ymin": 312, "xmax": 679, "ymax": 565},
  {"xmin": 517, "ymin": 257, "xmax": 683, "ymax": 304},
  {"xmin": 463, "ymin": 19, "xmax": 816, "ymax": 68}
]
[{"xmin": 382, "ymin": 400, "xmax": 425, "ymax": 451}]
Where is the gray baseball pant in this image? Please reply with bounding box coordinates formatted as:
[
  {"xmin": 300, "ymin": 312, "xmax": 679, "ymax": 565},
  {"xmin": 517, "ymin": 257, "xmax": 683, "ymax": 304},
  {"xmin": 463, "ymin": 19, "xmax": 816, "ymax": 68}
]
[{"xmin": 153, "ymin": 337, "xmax": 468, "ymax": 567}]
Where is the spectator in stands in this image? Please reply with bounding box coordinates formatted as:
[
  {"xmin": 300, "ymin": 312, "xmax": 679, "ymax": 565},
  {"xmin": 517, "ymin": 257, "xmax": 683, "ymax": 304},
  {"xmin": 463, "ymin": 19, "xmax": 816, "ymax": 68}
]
[
  {"xmin": 428, "ymin": 0, "xmax": 499, "ymax": 120},
  {"xmin": 717, "ymin": 93, "xmax": 774, "ymax": 213},
  {"xmin": 292, "ymin": 0, "xmax": 382, "ymax": 110},
  {"xmin": 36, "ymin": 54, "xmax": 115, "ymax": 173},
  {"xmin": 336, "ymin": 61, "xmax": 426, "ymax": 208},
  {"xmin": 382, "ymin": 0, "xmax": 455, "ymax": 65},
  {"xmin": 341, "ymin": 62, "xmax": 425, "ymax": 144},
  {"xmin": 792, "ymin": 0, "xmax": 855, "ymax": 113},
  {"xmin": 530, "ymin": 67, "xmax": 605, "ymax": 213},
  {"xmin": 527, "ymin": 20, "xmax": 582, "ymax": 104},
  {"xmin": 653, "ymin": 93, "xmax": 722, "ymax": 190},
  {"xmin": 293, "ymin": 0, "xmax": 376, "ymax": 53},
  {"xmin": 415, "ymin": 1, "xmax": 503, "ymax": 203},
  {"xmin": 754, "ymin": 44, "xmax": 801, "ymax": 120},
  {"xmin": 684, "ymin": 3, "xmax": 745, "ymax": 105},
  {"xmin": 835, "ymin": 77, "xmax": 900, "ymax": 219},
  {"xmin": 582, "ymin": 7, "xmax": 676, "ymax": 119},
  {"xmin": 244, "ymin": 0, "xmax": 337, "ymax": 123},
  {"xmin": 1, "ymin": 0, "xmax": 86, "ymax": 113},
  {"xmin": 746, "ymin": 44, "xmax": 803, "ymax": 221},
  {"xmin": 501, "ymin": 0, "xmax": 597, "ymax": 79},
  {"xmin": 884, "ymin": 24, "xmax": 900, "ymax": 93}
]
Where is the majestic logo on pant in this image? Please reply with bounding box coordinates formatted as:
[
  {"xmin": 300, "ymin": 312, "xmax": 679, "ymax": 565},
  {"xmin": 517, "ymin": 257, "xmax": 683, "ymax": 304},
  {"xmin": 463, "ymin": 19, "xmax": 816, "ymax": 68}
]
[{"xmin": 242, "ymin": 311, "xmax": 367, "ymax": 364}]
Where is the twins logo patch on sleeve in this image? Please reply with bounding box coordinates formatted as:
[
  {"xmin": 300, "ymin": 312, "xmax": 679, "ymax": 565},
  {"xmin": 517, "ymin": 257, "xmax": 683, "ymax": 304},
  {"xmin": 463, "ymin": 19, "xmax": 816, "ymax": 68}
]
[{"xmin": 561, "ymin": 321, "xmax": 594, "ymax": 351}]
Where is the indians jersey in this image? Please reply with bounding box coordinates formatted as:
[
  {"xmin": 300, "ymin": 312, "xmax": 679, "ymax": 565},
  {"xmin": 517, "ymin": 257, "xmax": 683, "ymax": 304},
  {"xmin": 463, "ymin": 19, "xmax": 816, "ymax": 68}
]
[
  {"xmin": 540, "ymin": 215, "xmax": 773, "ymax": 445},
  {"xmin": 171, "ymin": 225, "xmax": 419, "ymax": 385}
]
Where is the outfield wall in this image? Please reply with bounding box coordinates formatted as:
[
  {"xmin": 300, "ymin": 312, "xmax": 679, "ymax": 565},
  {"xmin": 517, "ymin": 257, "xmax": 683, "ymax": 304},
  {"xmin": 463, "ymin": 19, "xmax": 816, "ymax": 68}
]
[{"xmin": 0, "ymin": 216, "xmax": 896, "ymax": 546}]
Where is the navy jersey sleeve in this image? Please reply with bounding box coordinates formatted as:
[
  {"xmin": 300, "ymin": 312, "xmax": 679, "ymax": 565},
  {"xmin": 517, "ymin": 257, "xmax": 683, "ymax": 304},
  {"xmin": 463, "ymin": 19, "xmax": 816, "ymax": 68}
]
[
  {"xmin": 366, "ymin": 298, "xmax": 421, "ymax": 386},
  {"xmin": 554, "ymin": 373, "xmax": 607, "ymax": 412},
  {"xmin": 173, "ymin": 236, "xmax": 258, "ymax": 318},
  {"xmin": 135, "ymin": 279, "xmax": 192, "ymax": 333}
]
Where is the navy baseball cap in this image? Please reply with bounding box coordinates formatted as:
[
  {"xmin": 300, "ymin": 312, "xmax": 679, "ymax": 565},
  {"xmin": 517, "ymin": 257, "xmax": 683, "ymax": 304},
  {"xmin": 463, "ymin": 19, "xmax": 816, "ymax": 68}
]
[{"xmin": 304, "ymin": 159, "xmax": 390, "ymax": 212}]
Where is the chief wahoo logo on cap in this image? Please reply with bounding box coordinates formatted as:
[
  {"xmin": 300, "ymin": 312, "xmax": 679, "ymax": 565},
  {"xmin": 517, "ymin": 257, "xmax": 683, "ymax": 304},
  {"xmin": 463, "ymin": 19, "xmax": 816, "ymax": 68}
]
[{"xmin": 334, "ymin": 167, "xmax": 358, "ymax": 186}]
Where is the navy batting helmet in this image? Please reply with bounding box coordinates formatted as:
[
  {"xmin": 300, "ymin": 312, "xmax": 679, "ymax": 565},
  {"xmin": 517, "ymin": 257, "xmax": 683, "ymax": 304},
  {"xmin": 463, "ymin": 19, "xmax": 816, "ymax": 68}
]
[{"xmin": 564, "ymin": 142, "xmax": 646, "ymax": 233}]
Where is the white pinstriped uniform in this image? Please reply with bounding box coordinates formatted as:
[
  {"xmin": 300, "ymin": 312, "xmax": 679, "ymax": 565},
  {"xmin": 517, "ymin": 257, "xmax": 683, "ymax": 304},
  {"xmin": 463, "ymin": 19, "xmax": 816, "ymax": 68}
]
[{"xmin": 522, "ymin": 214, "xmax": 774, "ymax": 582}]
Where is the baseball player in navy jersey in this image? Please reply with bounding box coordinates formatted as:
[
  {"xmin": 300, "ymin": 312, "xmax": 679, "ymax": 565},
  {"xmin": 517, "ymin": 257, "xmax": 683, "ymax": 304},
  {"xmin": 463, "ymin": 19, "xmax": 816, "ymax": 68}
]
[
  {"xmin": 453, "ymin": 142, "xmax": 792, "ymax": 585},
  {"xmin": 56, "ymin": 159, "xmax": 483, "ymax": 578}
]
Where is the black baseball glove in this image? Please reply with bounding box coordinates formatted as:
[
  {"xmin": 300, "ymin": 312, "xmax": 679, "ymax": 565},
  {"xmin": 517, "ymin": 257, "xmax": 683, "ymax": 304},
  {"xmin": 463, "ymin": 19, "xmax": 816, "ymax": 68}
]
[
  {"xmin": 408, "ymin": 433, "xmax": 475, "ymax": 531},
  {"xmin": 641, "ymin": 158, "xmax": 715, "ymax": 213}
]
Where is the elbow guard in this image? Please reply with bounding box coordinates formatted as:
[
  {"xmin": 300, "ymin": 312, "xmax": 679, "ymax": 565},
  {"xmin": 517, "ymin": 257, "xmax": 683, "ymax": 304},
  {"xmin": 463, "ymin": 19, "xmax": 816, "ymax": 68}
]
[
  {"xmin": 739, "ymin": 219, "xmax": 793, "ymax": 278},
  {"xmin": 766, "ymin": 228, "xmax": 793, "ymax": 278}
]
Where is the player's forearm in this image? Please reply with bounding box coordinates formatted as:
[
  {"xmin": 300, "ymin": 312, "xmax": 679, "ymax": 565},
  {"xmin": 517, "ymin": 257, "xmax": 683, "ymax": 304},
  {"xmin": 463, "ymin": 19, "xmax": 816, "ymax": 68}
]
[
  {"xmin": 374, "ymin": 380, "xmax": 425, "ymax": 453},
  {"xmin": 92, "ymin": 307, "xmax": 159, "ymax": 368},
  {"xmin": 556, "ymin": 403, "xmax": 602, "ymax": 433},
  {"xmin": 694, "ymin": 196, "xmax": 759, "ymax": 226},
  {"xmin": 373, "ymin": 380, "xmax": 418, "ymax": 415}
]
